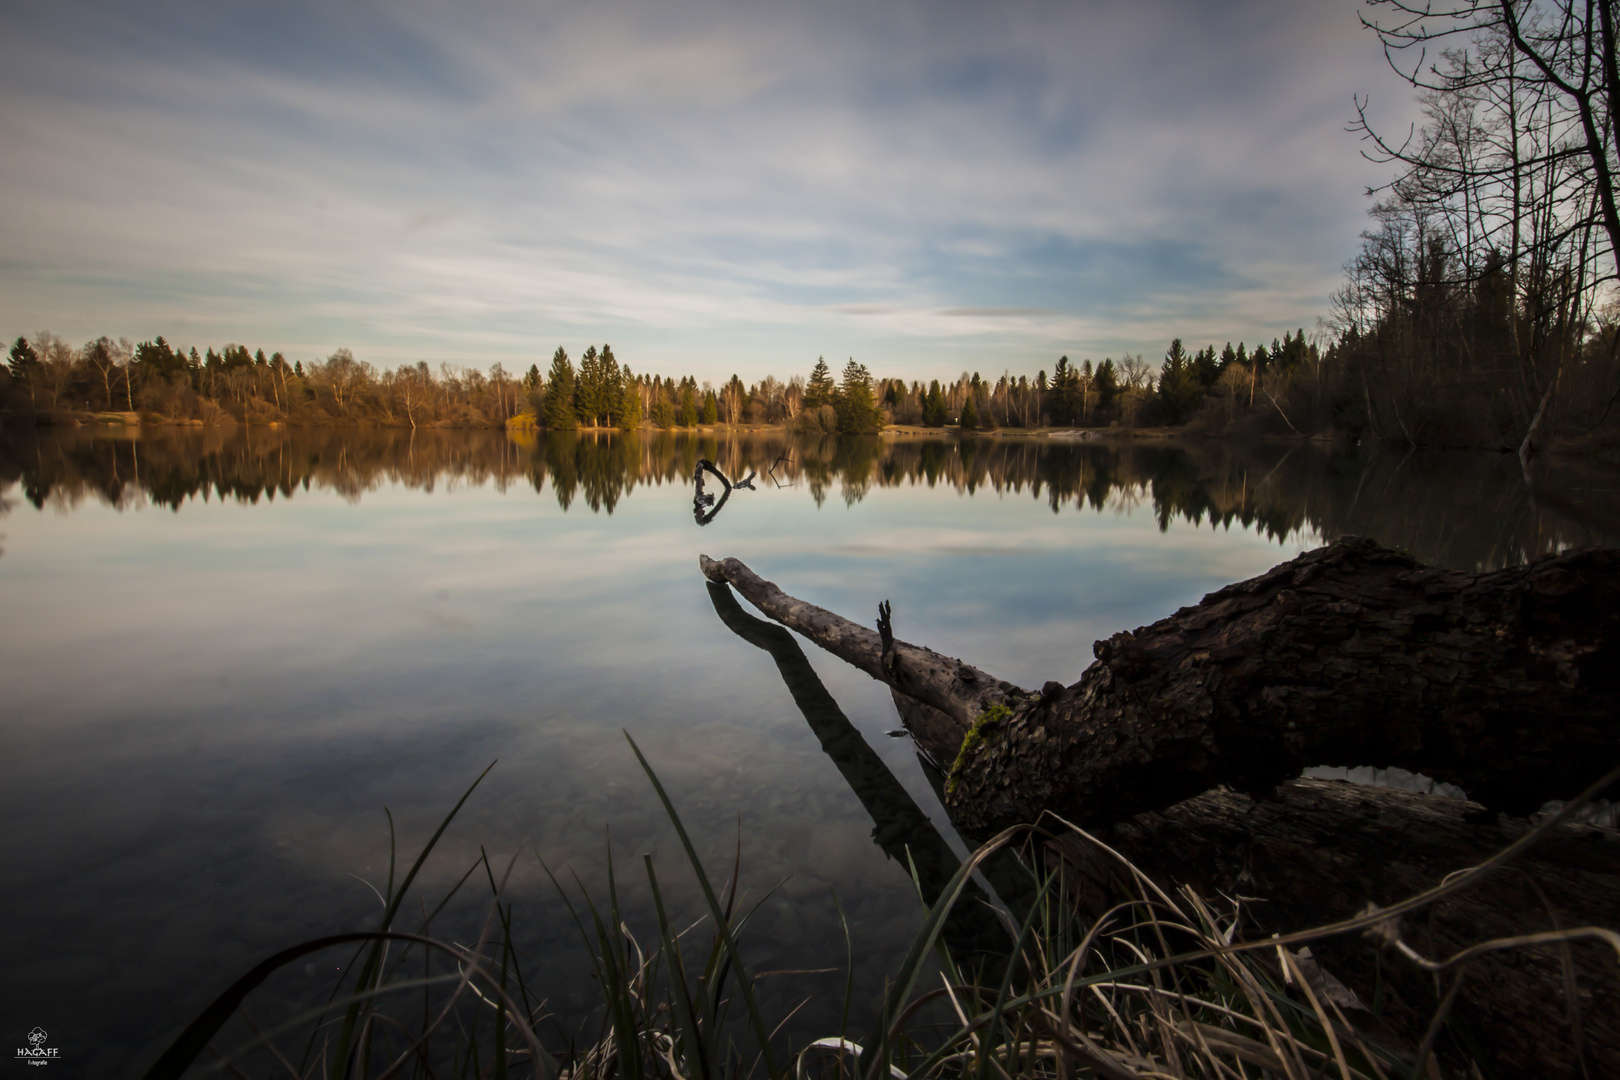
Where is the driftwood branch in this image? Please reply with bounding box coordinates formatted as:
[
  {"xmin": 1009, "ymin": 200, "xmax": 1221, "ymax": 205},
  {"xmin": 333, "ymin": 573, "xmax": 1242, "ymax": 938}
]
[
  {"xmin": 698, "ymin": 555, "xmax": 1029, "ymax": 731},
  {"xmin": 700, "ymin": 538, "xmax": 1620, "ymax": 833}
]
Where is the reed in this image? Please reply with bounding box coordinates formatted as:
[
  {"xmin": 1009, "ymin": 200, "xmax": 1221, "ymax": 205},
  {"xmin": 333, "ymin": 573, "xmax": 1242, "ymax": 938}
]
[{"xmin": 141, "ymin": 742, "xmax": 1620, "ymax": 1080}]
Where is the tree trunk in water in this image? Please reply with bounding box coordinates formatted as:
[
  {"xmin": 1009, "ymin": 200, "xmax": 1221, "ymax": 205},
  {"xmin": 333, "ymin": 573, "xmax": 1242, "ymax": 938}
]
[{"xmin": 698, "ymin": 537, "xmax": 1620, "ymax": 830}]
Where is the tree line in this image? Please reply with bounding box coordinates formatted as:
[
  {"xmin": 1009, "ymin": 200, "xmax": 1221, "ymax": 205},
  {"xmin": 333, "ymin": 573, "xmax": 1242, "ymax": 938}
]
[
  {"xmin": 6, "ymin": 5, "xmax": 1617, "ymax": 450},
  {"xmin": 0, "ymin": 327, "xmax": 1341, "ymax": 436}
]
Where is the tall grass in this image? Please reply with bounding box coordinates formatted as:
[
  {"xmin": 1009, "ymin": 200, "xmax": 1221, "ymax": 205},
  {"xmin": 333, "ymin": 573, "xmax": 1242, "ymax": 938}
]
[{"xmin": 142, "ymin": 747, "xmax": 1620, "ymax": 1080}]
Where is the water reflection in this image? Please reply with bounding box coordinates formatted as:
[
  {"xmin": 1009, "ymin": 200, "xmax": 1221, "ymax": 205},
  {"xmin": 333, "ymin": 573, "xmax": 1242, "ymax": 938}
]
[
  {"xmin": 705, "ymin": 581, "xmax": 1029, "ymax": 966},
  {"xmin": 4, "ymin": 426, "xmax": 1616, "ymax": 569}
]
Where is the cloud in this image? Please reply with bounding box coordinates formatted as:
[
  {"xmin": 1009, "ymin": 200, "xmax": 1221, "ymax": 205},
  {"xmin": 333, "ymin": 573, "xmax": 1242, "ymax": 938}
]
[{"xmin": 0, "ymin": 0, "xmax": 1424, "ymax": 379}]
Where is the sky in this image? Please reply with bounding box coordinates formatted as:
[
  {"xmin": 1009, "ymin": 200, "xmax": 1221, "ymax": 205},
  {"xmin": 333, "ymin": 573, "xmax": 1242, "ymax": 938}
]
[{"xmin": 0, "ymin": 0, "xmax": 1424, "ymax": 383}]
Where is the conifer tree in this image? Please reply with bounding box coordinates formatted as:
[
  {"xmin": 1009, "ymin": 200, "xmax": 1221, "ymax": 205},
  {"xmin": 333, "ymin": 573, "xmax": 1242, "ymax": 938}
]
[
  {"xmin": 677, "ymin": 378, "xmax": 699, "ymax": 426},
  {"xmin": 804, "ymin": 357, "xmax": 835, "ymax": 409},
  {"xmin": 700, "ymin": 389, "xmax": 718, "ymax": 424},
  {"xmin": 599, "ymin": 345, "xmax": 621, "ymax": 427},
  {"xmin": 575, "ymin": 346, "xmax": 601, "ymax": 426},
  {"xmin": 8, "ymin": 337, "xmax": 39, "ymax": 408},
  {"xmin": 835, "ymin": 358, "xmax": 882, "ymax": 433},
  {"xmin": 651, "ymin": 380, "xmax": 677, "ymax": 428},
  {"xmin": 959, "ymin": 392, "xmax": 978, "ymax": 430},
  {"xmin": 545, "ymin": 347, "xmax": 578, "ymax": 430},
  {"xmin": 1049, "ymin": 356, "xmax": 1081, "ymax": 426},
  {"xmin": 1095, "ymin": 358, "xmax": 1119, "ymax": 412},
  {"xmin": 923, "ymin": 380, "xmax": 947, "ymax": 426},
  {"xmin": 617, "ymin": 367, "xmax": 642, "ymax": 430},
  {"xmin": 1156, "ymin": 339, "xmax": 1202, "ymax": 425},
  {"xmin": 1194, "ymin": 345, "xmax": 1220, "ymax": 387}
]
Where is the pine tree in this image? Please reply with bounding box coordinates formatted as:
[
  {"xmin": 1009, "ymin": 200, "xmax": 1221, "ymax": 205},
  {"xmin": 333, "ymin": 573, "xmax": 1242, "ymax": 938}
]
[
  {"xmin": 1194, "ymin": 345, "xmax": 1219, "ymax": 387},
  {"xmin": 677, "ymin": 378, "xmax": 699, "ymax": 426},
  {"xmin": 1156, "ymin": 339, "xmax": 1202, "ymax": 425},
  {"xmin": 1049, "ymin": 356, "xmax": 1081, "ymax": 426},
  {"xmin": 651, "ymin": 380, "xmax": 677, "ymax": 428},
  {"xmin": 804, "ymin": 357, "xmax": 835, "ymax": 409},
  {"xmin": 545, "ymin": 347, "xmax": 578, "ymax": 430},
  {"xmin": 923, "ymin": 380, "xmax": 947, "ymax": 426},
  {"xmin": 959, "ymin": 393, "xmax": 979, "ymax": 430},
  {"xmin": 617, "ymin": 367, "xmax": 642, "ymax": 430},
  {"xmin": 8, "ymin": 337, "xmax": 40, "ymax": 408},
  {"xmin": 599, "ymin": 345, "xmax": 621, "ymax": 427},
  {"xmin": 835, "ymin": 359, "xmax": 882, "ymax": 433},
  {"xmin": 1096, "ymin": 358, "xmax": 1119, "ymax": 412},
  {"xmin": 575, "ymin": 346, "xmax": 601, "ymax": 426},
  {"xmin": 700, "ymin": 390, "xmax": 718, "ymax": 424}
]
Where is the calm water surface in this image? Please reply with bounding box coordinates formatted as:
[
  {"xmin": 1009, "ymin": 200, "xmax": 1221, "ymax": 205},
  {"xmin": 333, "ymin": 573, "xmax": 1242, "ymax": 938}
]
[{"xmin": 1, "ymin": 427, "xmax": 1614, "ymax": 1075}]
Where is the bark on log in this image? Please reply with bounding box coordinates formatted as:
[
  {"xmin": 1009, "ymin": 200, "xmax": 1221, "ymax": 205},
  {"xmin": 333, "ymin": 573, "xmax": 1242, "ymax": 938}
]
[
  {"xmin": 698, "ymin": 538, "xmax": 1620, "ymax": 833},
  {"xmin": 697, "ymin": 554, "xmax": 1030, "ymax": 730}
]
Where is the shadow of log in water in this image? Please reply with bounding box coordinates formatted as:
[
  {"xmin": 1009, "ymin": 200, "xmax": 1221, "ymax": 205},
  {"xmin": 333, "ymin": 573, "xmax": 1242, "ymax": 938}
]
[{"xmin": 703, "ymin": 581, "xmax": 1034, "ymax": 969}]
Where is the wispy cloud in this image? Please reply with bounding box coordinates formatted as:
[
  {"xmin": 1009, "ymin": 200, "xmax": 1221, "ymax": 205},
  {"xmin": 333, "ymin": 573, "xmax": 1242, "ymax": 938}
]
[{"xmin": 0, "ymin": 0, "xmax": 1421, "ymax": 380}]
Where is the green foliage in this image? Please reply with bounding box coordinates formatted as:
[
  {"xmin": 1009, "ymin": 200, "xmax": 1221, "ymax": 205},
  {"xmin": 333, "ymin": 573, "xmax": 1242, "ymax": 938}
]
[
  {"xmin": 700, "ymin": 390, "xmax": 718, "ymax": 425},
  {"xmin": 677, "ymin": 378, "xmax": 700, "ymax": 426},
  {"xmin": 575, "ymin": 346, "xmax": 605, "ymax": 427},
  {"xmin": 958, "ymin": 393, "xmax": 978, "ymax": 430},
  {"xmin": 946, "ymin": 703, "xmax": 1011, "ymax": 793},
  {"xmin": 545, "ymin": 348, "xmax": 579, "ymax": 430},
  {"xmin": 651, "ymin": 394, "xmax": 676, "ymax": 429},
  {"xmin": 618, "ymin": 367, "xmax": 643, "ymax": 430},
  {"xmin": 921, "ymin": 380, "xmax": 948, "ymax": 426},
  {"xmin": 8, "ymin": 336, "xmax": 39, "ymax": 379},
  {"xmin": 804, "ymin": 357, "xmax": 835, "ymax": 410},
  {"xmin": 834, "ymin": 359, "xmax": 883, "ymax": 433}
]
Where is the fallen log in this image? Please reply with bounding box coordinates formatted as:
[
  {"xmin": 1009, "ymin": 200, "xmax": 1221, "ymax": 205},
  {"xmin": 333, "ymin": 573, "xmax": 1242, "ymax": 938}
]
[
  {"xmin": 700, "ymin": 545, "xmax": 1620, "ymax": 1077},
  {"xmin": 698, "ymin": 537, "xmax": 1620, "ymax": 832}
]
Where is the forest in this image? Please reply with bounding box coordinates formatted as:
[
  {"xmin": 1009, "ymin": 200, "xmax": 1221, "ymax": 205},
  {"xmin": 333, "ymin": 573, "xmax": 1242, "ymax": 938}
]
[{"xmin": 5, "ymin": 0, "xmax": 1620, "ymax": 456}]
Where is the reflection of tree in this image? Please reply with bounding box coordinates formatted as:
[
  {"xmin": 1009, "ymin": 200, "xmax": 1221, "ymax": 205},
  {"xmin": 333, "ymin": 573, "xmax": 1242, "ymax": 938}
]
[{"xmin": 3, "ymin": 426, "xmax": 1615, "ymax": 569}]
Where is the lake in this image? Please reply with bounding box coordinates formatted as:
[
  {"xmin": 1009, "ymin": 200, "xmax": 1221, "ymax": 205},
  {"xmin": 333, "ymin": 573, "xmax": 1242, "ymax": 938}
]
[{"xmin": 1, "ymin": 425, "xmax": 1615, "ymax": 1076}]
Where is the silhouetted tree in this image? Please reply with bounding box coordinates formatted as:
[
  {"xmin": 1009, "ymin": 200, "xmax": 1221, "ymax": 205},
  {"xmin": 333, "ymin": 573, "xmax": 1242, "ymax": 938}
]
[{"xmin": 1157, "ymin": 339, "xmax": 1202, "ymax": 425}]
